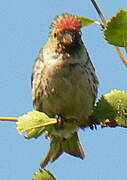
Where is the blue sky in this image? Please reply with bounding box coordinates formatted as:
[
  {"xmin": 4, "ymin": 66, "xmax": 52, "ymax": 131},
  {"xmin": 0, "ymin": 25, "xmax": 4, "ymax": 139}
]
[{"xmin": 1, "ymin": 0, "xmax": 127, "ymax": 180}]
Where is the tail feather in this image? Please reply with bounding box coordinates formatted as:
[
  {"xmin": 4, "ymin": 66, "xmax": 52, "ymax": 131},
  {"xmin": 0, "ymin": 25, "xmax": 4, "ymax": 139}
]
[
  {"xmin": 40, "ymin": 132, "xmax": 85, "ymax": 168},
  {"xmin": 40, "ymin": 136, "xmax": 63, "ymax": 168},
  {"xmin": 63, "ymin": 132, "xmax": 85, "ymax": 159}
]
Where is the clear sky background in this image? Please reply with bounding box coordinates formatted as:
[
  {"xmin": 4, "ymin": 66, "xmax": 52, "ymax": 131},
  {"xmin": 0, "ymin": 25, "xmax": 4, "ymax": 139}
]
[{"xmin": 1, "ymin": 0, "xmax": 127, "ymax": 180}]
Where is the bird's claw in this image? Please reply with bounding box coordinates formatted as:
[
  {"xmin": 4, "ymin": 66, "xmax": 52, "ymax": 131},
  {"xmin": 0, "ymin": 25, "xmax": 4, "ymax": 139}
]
[{"xmin": 55, "ymin": 114, "xmax": 65, "ymax": 128}]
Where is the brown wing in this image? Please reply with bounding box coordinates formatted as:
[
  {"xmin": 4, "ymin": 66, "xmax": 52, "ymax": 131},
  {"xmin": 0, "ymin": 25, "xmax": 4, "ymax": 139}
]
[
  {"xmin": 31, "ymin": 53, "xmax": 45, "ymax": 110},
  {"xmin": 83, "ymin": 45, "xmax": 99, "ymax": 105}
]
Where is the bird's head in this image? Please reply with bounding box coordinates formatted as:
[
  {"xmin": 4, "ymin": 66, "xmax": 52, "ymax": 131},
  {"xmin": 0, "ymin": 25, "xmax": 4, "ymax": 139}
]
[{"xmin": 50, "ymin": 13, "xmax": 82, "ymax": 47}]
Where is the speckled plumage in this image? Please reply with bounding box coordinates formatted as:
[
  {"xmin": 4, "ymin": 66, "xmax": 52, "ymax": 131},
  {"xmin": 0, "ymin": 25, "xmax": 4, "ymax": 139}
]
[{"xmin": 31, "ymin": 13, "xmax": 99, "ymax": 167}]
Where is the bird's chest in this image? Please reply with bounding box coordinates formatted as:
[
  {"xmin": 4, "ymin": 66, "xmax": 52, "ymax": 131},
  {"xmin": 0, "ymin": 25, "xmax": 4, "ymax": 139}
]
[
  {"xmin": 40, "ymin": 59, "xmax": 91, "ymax": 117},
  {"xmin": 42, "ymin": 59, "xmax": 84, "ymax": 98}
]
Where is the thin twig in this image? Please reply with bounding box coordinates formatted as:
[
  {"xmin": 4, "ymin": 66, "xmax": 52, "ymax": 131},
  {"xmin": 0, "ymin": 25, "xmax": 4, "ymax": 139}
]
[
  {"xmin": 115, "ymin": 47, "xmax": 127, "ymax": 66},
  {"xmin": 91, "ymin": 0, "xmax": 106, "ymax": 25},
  {"xmin": 91, "ymin": 0, "xmax": 127, "ymax": 67},
  {"xmin": 0, "ymin": 116, "xmax": 18, "ymax": 122}
]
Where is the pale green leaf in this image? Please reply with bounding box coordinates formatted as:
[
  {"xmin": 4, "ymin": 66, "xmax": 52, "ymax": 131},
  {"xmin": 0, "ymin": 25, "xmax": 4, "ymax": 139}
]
[
  {"xmin": 78, "ymin": 16, "xmax": 100, "ymax": 27},
  {"xmin": 17, "ymin": 110, "xmax": 57, "ymax": 138}
]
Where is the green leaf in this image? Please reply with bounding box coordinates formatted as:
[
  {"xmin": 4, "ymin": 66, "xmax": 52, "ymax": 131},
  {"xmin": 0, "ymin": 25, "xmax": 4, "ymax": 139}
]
[
  {"xmin": 32, "ymin": 168, "xmax": 56, "ymax": 180},
  {"xmin": 104, "ymin": 9, "xmax": 127, "ymax": 47},
  {"xmin": 93, "ymin": 89, "xmax": 127, "ymax": 127},
  {"xmin": 93, "ymin": 95, "xmax": 117, "ymax": 120},
  {"xmin": 78, "ymin": 16, "xmax": 101, "ymax": 27},
  {"xmin": 17, "ymin": 110, "xmax": 57, "ymax": 138}
]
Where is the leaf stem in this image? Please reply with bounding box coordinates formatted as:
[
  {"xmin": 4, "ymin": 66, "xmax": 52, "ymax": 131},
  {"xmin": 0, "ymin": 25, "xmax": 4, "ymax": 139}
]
[
  {"xmin": 0, "ymin": 116, "xmax": 18, "ymax": 122},
  {"xmin": 91, "ymin": 0, "xmax": 127, "ymax": 67}
]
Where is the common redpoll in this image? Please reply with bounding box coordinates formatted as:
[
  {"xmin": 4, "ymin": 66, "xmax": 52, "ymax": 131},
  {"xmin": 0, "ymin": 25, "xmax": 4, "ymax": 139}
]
[{"xmin": 31, "ymin": 13, "xmax": 99, "ymax": 167}]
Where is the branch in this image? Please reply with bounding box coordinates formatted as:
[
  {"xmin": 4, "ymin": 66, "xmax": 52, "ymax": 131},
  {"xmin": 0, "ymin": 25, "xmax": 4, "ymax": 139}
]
[
  {"xmin": 91, "ymin": 0, "xmax": 127, "ymax": 67},
  {"xmin": 0, "ymin": 116, "xmax": 18, "ymax": 122}
]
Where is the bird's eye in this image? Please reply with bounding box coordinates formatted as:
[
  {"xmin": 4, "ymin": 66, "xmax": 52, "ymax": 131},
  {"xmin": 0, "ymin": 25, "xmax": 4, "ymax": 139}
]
[{"xmin": 79, "ymin": 31, "xmax": 82, "ymax": 36}]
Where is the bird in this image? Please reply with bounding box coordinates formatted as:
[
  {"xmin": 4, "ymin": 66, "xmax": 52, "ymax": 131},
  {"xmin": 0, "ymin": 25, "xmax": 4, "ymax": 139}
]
[{"xmin": 31, "ymin": 13, "xmax": 99, "ymax": 167}]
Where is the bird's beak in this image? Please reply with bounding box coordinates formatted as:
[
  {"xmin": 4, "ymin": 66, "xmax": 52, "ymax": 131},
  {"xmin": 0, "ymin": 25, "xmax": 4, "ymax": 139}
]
[{"xmin": 62, "ymin": 33, "xmax": 73, "ymax": 45}]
